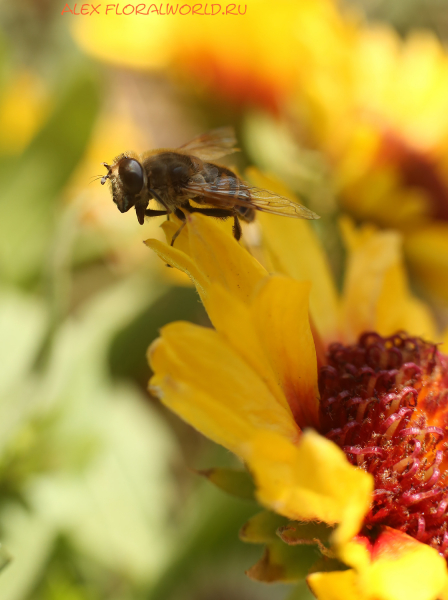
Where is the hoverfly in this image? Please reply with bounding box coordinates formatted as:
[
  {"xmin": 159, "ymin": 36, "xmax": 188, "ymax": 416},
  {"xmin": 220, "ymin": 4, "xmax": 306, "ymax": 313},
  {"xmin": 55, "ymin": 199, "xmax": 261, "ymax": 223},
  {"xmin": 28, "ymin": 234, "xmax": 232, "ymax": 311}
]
[{"xmin": 101, "ymin": 127, "xmax": 319, "ymax": 245}]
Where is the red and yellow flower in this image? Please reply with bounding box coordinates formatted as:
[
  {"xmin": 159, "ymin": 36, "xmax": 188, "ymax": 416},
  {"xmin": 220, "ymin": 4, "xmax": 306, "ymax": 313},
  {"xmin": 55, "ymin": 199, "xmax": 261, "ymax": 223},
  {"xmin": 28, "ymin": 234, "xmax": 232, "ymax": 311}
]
[{"xmin": 144, "ymin": 175, "xmax": 448, "ymax": 599}]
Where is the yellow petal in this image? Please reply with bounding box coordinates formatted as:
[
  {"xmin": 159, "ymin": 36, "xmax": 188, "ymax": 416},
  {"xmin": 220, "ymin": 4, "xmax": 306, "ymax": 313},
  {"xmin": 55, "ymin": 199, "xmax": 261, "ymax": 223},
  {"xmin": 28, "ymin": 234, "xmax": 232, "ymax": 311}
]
[
  {"xmin": 145, "ymin": 238, "xmax": 209, "ymax": 297},
  {"xmin": 250, "ymin": 276, "xmax": 319, "ymax": 429},
  {"xmin": 308, "ymin": 569, "xmax": 361, "ymax": 600},
  {"xmin": 186, "ymin": 213, "xmax": 267, "ymax": 303},
  {"xmin": 160, "ymin": 218, "xmax": 192, "ymax": 257},
  {"xmin": 341, "ymin": 218, "xmax": 435, "ymax": 342},
  {"xmin": 337, "ymin": 528, "xmax": 448, "ymax": 600},
  {"xmin": 247, "ymin": 169, "xmax": 340, "ymax": 343},
  {"xmin": 246, "ymin": 429, "xmax": 373, "ymax": 546},
  {"xmin": 440, "ymin": 325, "xmax": 448, "ymax": 354},
  {"xmin": 145, "ymin": 213, "xmax": 267, "ymax": 305},
  {"xmin": 148, "ymin": 322, "xmax": 299, "ymax": 457},
  {"xmin": 439, "ymin": 580, "xmax": 448, "ymax": 600},
  {"xmin": 204, "ymin": 283, "xmax": 293, "ymax": 416},
  {"xmin": 405, "ymin": 224, "xmax": 448, "ymax": 303},
  {"xmin": 375, "ymin": 261, "xmax": 436, "ymax": 341}
]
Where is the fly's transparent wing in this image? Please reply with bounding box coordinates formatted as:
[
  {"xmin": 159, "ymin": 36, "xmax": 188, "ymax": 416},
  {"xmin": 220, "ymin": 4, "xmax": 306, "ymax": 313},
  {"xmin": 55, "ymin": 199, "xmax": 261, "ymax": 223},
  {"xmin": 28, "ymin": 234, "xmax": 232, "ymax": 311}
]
[
  {"xmin": 178, "ymin": 127, "xmax": 239, "ymax": 161},
  {"xmin": 185, "ymin": 171, "xmax": 320, "ymax": 220},
  {"xmin": 244, "ymin": 187, "xmax": 320, "ymax": 219}
]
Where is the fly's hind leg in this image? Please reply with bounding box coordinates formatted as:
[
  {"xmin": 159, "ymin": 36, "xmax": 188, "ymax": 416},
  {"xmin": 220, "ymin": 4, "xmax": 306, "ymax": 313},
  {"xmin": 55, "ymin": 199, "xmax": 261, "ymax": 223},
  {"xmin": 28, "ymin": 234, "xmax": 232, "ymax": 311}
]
[
  {"xmin": 184, "ymin": 202, "xmax": 242, "ymax": 241},
  {"xmin": 170, "ymin": 204, "xmax": 242, "ymax": 245},
  {"xmin": 232, "ymin": 214, "xmax": 242, "ymax": 241}
]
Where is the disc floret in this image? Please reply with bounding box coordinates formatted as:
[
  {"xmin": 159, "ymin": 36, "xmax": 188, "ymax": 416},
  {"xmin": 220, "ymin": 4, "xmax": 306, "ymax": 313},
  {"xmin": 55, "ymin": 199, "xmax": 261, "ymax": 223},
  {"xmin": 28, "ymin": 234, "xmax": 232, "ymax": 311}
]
[{"xmin": 319, "ymin": 332, "xmax": 448, "ymax": 556}]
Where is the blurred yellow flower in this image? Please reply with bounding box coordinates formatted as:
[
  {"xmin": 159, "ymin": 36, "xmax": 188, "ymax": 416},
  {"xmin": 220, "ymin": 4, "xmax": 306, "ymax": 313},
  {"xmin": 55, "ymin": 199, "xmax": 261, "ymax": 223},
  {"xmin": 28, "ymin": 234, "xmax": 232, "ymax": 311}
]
[
  {"xmin": 302, "ymin": 26, "xmax": 448, "ymax": 301},
  {"xmin": 242, "ymin": 22, "xmax": 448, "ymax": 301},
  {"xmin": 71, "ymin": 0, "xmax": 347, "ymax": 113},
  {"xmin": 144, "ymin": 189, "xmax": 448, "ymax": 599},
  {"xmin": 0, "ymin": 70, "xmax": 49, "ymax": 155}
]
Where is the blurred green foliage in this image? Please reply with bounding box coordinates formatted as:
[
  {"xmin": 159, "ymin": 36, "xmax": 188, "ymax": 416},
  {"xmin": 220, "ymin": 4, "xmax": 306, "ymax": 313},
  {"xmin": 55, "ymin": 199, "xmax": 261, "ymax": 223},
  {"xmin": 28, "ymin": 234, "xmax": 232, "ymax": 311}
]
[{"xmin": 0, "ymin": 73, "xmax": 99, "ymax": 285}]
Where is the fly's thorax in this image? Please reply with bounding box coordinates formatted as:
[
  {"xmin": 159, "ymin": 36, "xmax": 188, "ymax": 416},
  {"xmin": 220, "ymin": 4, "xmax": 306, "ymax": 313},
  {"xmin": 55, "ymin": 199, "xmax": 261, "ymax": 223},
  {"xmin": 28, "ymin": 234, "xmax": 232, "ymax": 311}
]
[
  {"xmin": 142, "ymin": 151, "xmax": 199, "ymax": 210},
  {"xmin": 143, "ymin": 152, "xmax": 197, "ymax": 187}
]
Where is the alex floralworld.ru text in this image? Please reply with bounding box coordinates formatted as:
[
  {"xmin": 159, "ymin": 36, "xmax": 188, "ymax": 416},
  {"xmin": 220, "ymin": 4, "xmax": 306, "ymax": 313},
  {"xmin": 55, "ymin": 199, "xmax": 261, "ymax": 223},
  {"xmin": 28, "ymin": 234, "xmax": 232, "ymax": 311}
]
[{"xmin": 61, "ymin": 3, "xmax": 247, "ymax": 15}]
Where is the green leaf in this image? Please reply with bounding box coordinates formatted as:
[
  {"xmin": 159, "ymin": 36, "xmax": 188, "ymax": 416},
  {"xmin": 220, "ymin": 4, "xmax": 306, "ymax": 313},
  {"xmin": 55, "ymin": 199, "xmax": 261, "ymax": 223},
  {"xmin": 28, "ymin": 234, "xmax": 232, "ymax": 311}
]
[
  {"xmin": 197, "ymin": 467, "xmax": 256, "ymax": 501},
  {"xmin": 0, "ymin": 545, "xmax": 11, "ymax": 573},
  {"xmin": 284, "ymin": 580, "xmax": 317, "ymax": 600},
  {"xmin": 246, "ymin": 539, "xmax": 318, "ymax": 584},
  {"xmin": 242, "ymin": 516, "xmax": 341, "ymax": 585},
  {"xmin": 277, "ymin": 521, "xmax": 335, "ymax": 556},
  {"xmin": 0, "ymin": 290, "xmax": 47, "ymax": 398},
  {"xmin": 308, "ymin": 555, "xmax": 349, "ymax": 575},
  {"xmin": 239, "ymin": 510, "xmax": 288, "ymax": 544},
  {"xmin": 0, "ymin": 505, "xmax": 56, "ymax": 600}
]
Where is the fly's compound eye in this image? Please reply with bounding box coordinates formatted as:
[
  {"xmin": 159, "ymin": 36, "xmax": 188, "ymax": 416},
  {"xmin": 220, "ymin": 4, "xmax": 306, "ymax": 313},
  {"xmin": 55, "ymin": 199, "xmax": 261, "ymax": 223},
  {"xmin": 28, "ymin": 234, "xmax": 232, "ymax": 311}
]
[{"xmin": 119, "ymin": 158, "xmax": 144, "ymax": 194}]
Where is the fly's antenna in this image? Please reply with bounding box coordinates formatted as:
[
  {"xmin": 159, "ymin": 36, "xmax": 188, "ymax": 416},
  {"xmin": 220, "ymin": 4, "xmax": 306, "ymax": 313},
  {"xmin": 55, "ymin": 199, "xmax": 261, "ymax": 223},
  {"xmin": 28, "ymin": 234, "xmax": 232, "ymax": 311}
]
[{"xmin": 101, "ymin": 162, "xmax": 111, "ymax": 185}]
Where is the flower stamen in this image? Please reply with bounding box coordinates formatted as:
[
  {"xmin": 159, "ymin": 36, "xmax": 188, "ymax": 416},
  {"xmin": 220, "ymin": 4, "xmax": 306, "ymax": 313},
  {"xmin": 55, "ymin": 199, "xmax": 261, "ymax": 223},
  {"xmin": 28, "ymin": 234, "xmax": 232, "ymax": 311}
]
[{"xmin": 318, "ymin": 331, "xmax": 448, "ymax": 557}]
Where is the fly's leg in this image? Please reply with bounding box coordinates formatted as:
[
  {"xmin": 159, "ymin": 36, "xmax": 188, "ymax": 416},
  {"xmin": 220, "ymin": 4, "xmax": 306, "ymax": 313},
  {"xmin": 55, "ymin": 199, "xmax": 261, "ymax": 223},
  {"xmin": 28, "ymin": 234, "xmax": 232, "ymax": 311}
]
[
  {"xmin": 186, "ymin": 205, "xmax": 233, "ymax": 219},
  {"xmin": 144, "ymin": 209, "xmax": 169, "ymax": 218},
  {"xmin": 171, "ymin": 208, "xmax": 187, "ymax": 247},
  {"xmin": 170, "ymin": 204, "xmax": 242, "ymax": 246},
  {"xmin": 184, "ymin": 203, "xmax": 241, "ymax": 240},
  {"xmin": 232, "ymin": 214, "xmax": 242, "ymax": 241}
]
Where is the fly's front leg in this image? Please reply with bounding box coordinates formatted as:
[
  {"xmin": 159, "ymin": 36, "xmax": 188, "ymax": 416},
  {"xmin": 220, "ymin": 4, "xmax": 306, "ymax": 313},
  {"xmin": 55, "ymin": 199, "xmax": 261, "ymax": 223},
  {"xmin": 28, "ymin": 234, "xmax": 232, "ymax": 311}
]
[
  {"xmin": 146, "ymin": 189, "xmax": 172, "ymax": 222},
  {"xmin": 144, "ymin": 209, "xmax": 169, "ymax": 218},
  {"xmin": 170, "ymin": 208, "xmax": 187, "ymax": 247}
]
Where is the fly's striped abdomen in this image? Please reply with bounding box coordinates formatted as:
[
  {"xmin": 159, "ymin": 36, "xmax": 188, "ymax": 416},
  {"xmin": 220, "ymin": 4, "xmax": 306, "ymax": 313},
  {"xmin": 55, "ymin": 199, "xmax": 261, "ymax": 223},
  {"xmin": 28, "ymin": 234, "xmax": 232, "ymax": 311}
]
[
  {"xmin": 204, "ymin": 163, "xmax": 248, "ymax": 203},
  {"xmin": 208, "ymin": 164, "xmax": 255, "ymax": 221},
  {"xmin": 236, "ymin": 205, "xmax": 256, "ymax": 222},
  {"xmin": 210, "ymin": 164, "xmax": 239, "ymax": 194}
]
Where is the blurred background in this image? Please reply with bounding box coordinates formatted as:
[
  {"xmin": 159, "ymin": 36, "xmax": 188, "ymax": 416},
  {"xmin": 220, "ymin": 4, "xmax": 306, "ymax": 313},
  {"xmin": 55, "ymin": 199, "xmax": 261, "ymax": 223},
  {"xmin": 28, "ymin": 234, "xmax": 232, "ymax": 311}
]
[{"xmin": 2, "ymin": 0, "xmax": 448, "ymax": 598}]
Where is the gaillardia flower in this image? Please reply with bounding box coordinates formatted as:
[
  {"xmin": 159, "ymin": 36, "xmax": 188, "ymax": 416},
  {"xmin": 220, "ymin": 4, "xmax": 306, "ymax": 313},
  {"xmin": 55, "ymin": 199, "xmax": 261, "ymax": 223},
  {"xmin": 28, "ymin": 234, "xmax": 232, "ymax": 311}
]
[{"xmin": 145, "ymin": 184, "xmax": 448, "ymax": 599}]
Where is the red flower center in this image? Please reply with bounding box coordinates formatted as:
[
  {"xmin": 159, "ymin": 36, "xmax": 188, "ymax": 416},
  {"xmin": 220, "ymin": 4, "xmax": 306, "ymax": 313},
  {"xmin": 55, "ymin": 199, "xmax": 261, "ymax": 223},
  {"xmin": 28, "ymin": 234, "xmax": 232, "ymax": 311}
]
[{"xmin": 318, "ymin": 332, "xmax": 448, "ymax": 557}]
